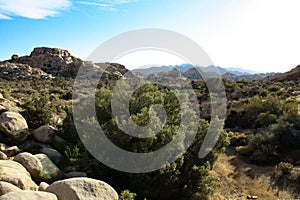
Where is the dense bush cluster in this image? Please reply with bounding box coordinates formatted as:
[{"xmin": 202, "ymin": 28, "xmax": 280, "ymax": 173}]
[{"xmin": 61, "ymin": 82, "xmax": 229, "ymax": 200}]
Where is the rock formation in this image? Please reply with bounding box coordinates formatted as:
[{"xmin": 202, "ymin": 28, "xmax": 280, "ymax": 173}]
[
  {"xmin": 271, "ymin": 65, "xmax": 300, "ymax": 81},
  {"xmin": 0, "ymin": 94, "xmax": 119, "ymax": 199},
  {"xmin": 0, "ymin": 47, "xmax": 135, "ymax": 80}
]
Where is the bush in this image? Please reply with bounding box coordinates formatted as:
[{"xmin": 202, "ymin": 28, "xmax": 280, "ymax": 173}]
[
  {"xmin": 21, "ymin": 94, "xmax": 56, "ymax": 128},
  {"xmin": 254, "ymin": 112, "xmax": 277, "ymax": 128},
  {"xmin": 120, "ymin": 190, "xmax": 137, "ymax": 200},
  {"xmin": 61, "ymin": 83, "xmax": 229, "ymax": 200},
  {"xmin": 273, "ymin": 162, "xmax": 293, "ymax": 178},
  {"xmin": 236, "ymin": 145, "xmax": 252, "ymax": 156},
  {"xmin": 229, "ymin": 132, "xmax": 251, "ymax": 146}
]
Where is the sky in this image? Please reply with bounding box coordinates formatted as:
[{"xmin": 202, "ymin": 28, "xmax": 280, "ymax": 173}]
[{"xmin": 1, "ymin": 0, "xmax": 300, "ymax": 72}]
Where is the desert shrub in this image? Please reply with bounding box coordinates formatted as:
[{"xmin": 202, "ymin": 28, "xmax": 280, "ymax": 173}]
[
  {"xmin": 239, "ymin": 94, "xmax": 281, "ymax": 129},
  {"xmin": 242, "ymin": 133, "xmax": 279, "ymax": 164},
  {"xmin": 120, "ymin": 190, "xmax": 137, "ymax": 200},
  {"xmin": 229, "ymin": 132, "xmax": 251, "ymax": 146},
  {"xmin": 21, "ymin": 94, "xmax": 57, "ymax": 128},
  {"xmin": 254, "ymin": 112, "xmax": 277, "ymax": 128},
  {"xmin": 236, "ymin": 145, "xmax": 252, "ymax": 156},
  {"xmin": 61, "ymin": 83, "xmax": 229, "ymax": 200},
  {"xmin": 273, "ymin": 162, "xmax": 293, "ymax": 178}
]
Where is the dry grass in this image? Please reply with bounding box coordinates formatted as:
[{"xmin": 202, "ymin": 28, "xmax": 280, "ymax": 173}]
[{"xmin": 209, "ymin": 147, "xmax": 298, "ymax": 200}]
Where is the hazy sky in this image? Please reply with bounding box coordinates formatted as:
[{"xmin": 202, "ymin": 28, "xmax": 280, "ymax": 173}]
[{"xmin": 1, "ymin": 0, "xmax": 300, "ymax": 72}]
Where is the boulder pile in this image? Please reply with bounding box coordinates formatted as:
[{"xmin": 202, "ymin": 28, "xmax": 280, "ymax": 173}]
[{"xmin": 0, "ymin": 94, "xmax": 118, "ymax": 200}]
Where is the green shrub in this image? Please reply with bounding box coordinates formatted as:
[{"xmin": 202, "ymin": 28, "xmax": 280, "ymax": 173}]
[
  {"xmin": 254, "ymin": 112, "xmax": 277, "ymax": 128},
  {"xmin": 273, "ymin": 162, "xmax": 293, "ymax": 178},
  {"xmin": 229, "ymin": 132, "xmax": 251, "ymax": 146},
  {"xmin": 120, "ymin": 190, "xmax": 137, "ymax": 200},
  {"xmin": 21, "ymin": 94, "xmax": 57, "ymax": 128}
]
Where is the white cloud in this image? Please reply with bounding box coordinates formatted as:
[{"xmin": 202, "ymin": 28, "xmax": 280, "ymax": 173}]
[
  {"xmin": 0, "ymin": 13, "xmax": 11, "ymax": 19},
  {"xmin": 0, "ymin": 0, "xmax": 71, "ymax": 19},
  {"xmin": 78, "ymin": 0, "xmax": 137, "ymax": 12}
]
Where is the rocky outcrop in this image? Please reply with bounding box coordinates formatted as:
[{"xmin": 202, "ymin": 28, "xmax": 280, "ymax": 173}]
[
  {"xmin": 270, "ymin": 65, "xmax": 300, "ymax": 81},
  {"xmin": 13, "ymin": 152, "xmax": 44, "ymax": 182},
  {"xmin": 0, "ymin": 181, "xmax": 21, "ymax": 196},
  {"xmin": 182, "ymin": 67, "xmax": 204, "ymax": 80},
  {"xmin": 0, "ymin": 62, "xmax": 50, "ymax": 80},
  {"xmin": 32, "ymin": 126, "xmax": 56, "ymax": 144},
  {"xmin": 35, "ymin": 154, "xmax": 62, "ymax": 182},
  {"xmin": 46, "ymin": 177, "xmax": 119, "ymax": 200},
  {"xmin": 0, "ymin": 160, "xmax": 38, "ymax": 190},
  {"xmin": 0, "ymin": 190, "xmax": 58, "ymax": 200},
  {"xmin": 96, "ymin": 62, "xmax": 135, "ymax": 79},
  {"xmin": 0, "ymin": 112, "xmax": 28, "ymax": 142},
  {"xmin": 15, "ymin": 47, "xmax": 84, "ymax": 77}
]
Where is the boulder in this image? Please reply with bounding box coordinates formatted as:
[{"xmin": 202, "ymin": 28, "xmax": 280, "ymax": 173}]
[
  {"xmin": 20, "ymin": 139, "xmax": 46, "ymax": 153},
  {"xmin": 0, "ymin": 152, "xmax": 7, "ymax": 160},
  {"xmin": 0, "ymin": 111, "xmax": 28, "ymax": 142},
  {"xmin": 40, "ymin": 147, "xmax": 63, "ymax": 165},
  {"xmin": 35, "ymin": 154, "xmax": 62, "ymax": 181},
  {"xmin": 0, "ymin": 160, "xmax": 38, "ymax": 190},
  {"xmin": 13, "ymin": 152, "xmax": 44, "ymax": 182},
  {"xmin": 0, "ymin": 191, "xmax": 58, "ymax": 200},
  {"xmin": 0, "ymin": 96, "xmax": 20, "ymax": 113},
  {"xmin": 46, "ymin": 177, "xmax": 118, "ymax": 200},
  {"xmin": 3, "ymin": 146, "xmax": 20, "ymax": 157},
  {"xmin": 0, "ymin": 143, "xmax": 8, "ymax": 152},
  {"xmin": 50, "ymin": 135, "xmax": 67, "ymax": 153},
  {"xmin": 38, "ymin": 182, "xmax": 49, "ymax": 191},
  {"xmin": 32, "ymin": 126, "xmax": 56, "ymax": 144},
  {"xmin": 0, "ymin": 181, "xmax": 22, "ymax": 196}
]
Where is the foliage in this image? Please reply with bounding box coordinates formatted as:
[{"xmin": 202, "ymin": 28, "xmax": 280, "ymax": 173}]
[
  {"xmin": 273, "ymin": 162, "xmax": 293, "ymax": 179},
  {"xmin": 21, "ymin": 94, "xmax": 57, "ymax": 128},
  {"xmin": 120, "ymin": 190, "xmax": 137, "ymax": 200},
  {"xmin": 61, "ymin": 82, "xmax": 229, "ymax": 200}
]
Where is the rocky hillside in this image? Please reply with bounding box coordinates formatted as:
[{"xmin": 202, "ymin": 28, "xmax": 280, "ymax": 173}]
[
  {"xmin": 270, "ymin": 65, "xmax": 300, "ymax": 81},
  {"xmin": 0, "ymin": 47, "xmax": 132, "ymax": 79},
  {"xmin": 0, "ymin": 93, "xmax": 119, "ymax": 199}
]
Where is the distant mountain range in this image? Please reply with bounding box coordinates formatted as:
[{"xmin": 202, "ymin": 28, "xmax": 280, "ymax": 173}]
[
  {"xmin": 132, "ymin": 64, "xmax": 261, "ymax": 75},
  {"xmin": 132, "ymin": 64, "xmax": 276, "ymax": 81}
]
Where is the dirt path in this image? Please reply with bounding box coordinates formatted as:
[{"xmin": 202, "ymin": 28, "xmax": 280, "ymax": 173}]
[{"xmin": 210, "ymin": 147, "xmax": 298, "ymax": 200}]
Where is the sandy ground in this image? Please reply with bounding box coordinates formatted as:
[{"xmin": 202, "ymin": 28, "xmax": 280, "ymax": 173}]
[{"xmin": 210, "ymin": 147, "xmax": 299, "ymax": 200}]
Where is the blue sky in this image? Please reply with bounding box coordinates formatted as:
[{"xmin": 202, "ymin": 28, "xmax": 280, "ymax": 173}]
[{"xmin": 1, "ymin": 0, "xmax": 300, "ymax": 72}]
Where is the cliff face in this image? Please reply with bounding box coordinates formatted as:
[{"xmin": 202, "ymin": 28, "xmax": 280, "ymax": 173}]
[{"xmin": 271, "ymin": 65, "xmax": 300, "ymax": 81}]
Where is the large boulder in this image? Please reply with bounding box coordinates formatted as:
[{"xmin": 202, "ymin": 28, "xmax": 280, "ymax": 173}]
[
  {"xmin": 32, "ymin": 125, "xmax": 56, "ymax": 144},
  {"xmin": 0, "ymin": 191, "xmax": 57, "ymax": 200},
  {"xmin": 0, "ymin": 111, "xmax": 28, "ymax": 142},
  {"xmin": 13, "ymin": 152, "xmax": 44, "ymax": 182},
  {"xmin": 0, "ymin": 95, "xmax": 21, "ymax": 113},
  {"xmin": 50, "ymin": 135, "xmax": 67, "ymax": 153},
  {"xmin": 46, "ymin": 178, "xmax": 118, "ymax": 200},
  {"xmin": 0, "ymin": 160, "xmax": 38, "ymax": 190},
  {"xmin": 35, "ymin": 154, "xmax": 62, "ymax": 182},
  {"xmin": 0, "ymin": 181, "xmax": 22, "ymax": 196},
  {"xmin": 40, "ymin": 147, "xmax": 63, "ymax": 165}
]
